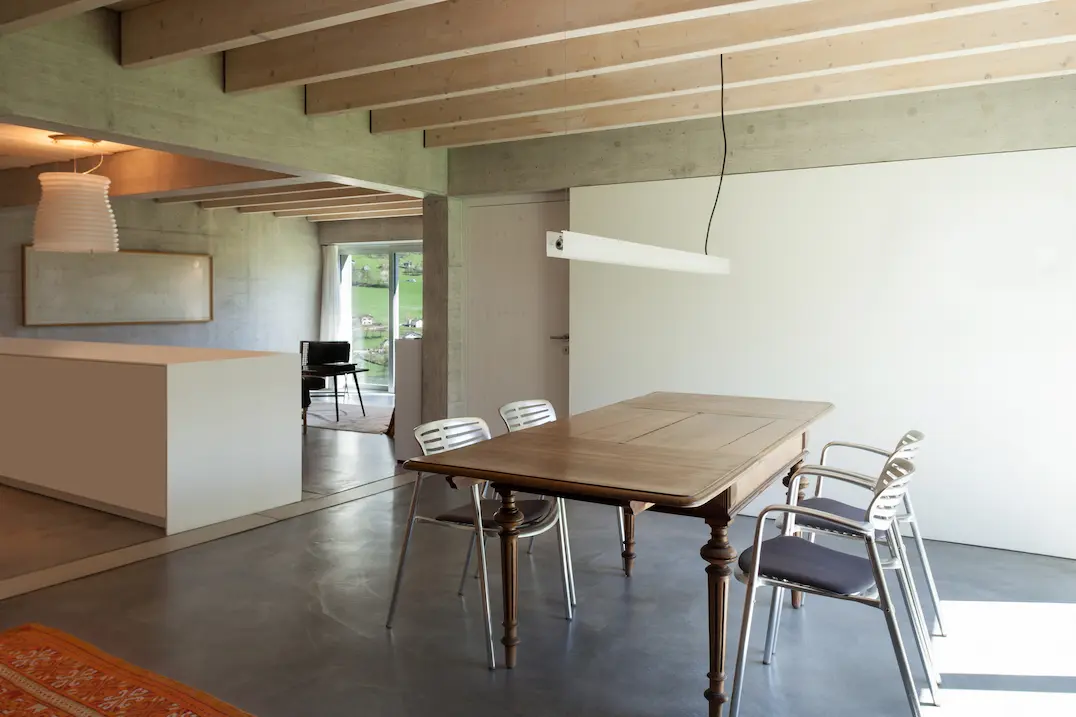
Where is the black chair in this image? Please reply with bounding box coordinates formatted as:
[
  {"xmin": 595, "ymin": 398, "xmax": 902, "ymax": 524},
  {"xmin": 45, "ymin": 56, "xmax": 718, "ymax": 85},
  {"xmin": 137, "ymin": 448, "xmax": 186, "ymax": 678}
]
[
  {"xmin": 300, "ymin": 341, "xmax": 368, "ymax": 421},
  {"xmin": 302, "ymin": 375, "xmax": 326, "ymax": 433}
]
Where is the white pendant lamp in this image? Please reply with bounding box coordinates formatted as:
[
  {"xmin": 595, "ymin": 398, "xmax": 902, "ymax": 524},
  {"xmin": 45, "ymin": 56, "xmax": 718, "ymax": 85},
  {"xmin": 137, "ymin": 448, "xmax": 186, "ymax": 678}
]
[
  {"xmin": 33, "ymin": 172, "xmax": 119, "ymax": 253},
  {"xmin": 547, "ymin": 231, "xmax": 730, "ymax": 275}
]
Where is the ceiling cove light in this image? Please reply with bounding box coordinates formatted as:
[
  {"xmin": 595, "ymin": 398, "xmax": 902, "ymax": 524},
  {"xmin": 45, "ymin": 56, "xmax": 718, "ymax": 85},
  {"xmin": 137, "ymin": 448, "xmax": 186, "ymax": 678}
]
[
  {"xmin": 48, "ymin": 134, "xmax": 101, "ymax": 149},
  {"xmin": 546, "ymin": 231, "xmax": 730, "ymax": 275}
]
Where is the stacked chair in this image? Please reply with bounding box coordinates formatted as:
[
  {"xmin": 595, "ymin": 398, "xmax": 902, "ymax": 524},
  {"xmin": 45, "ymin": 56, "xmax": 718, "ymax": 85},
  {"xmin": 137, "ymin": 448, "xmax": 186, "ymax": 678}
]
[{"xmin": 730, "ymin": 430, "xmax": 946, "ymax": 717}]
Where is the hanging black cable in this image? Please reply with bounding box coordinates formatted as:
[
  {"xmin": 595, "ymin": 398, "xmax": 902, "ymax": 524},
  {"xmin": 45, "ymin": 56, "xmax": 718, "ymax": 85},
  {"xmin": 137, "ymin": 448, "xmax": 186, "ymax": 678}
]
[{"xmin": 704, "ymin": 54, "xmax": 727, "ymax": 256}]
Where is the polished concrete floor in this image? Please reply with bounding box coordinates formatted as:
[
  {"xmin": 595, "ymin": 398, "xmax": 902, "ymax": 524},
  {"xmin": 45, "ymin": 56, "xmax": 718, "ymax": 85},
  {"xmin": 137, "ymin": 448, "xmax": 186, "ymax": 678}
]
[
  {"xmin": 0, "ymin": 485, "xmax": 163, "ymax": 579},
  {"xmin": 2, "ymin": 472, "xmax": 1074, "ymax": 717},
  {"xmin": 0, "ymin": 417, "xmax": 402, "ymax": 580},
  {"xmin": 303, "ymin": 391, "xmax": 401, "ymax": 498},
  {"xmin": 302, "ymin": 429, "xmax": 402, "ymax": 497}
]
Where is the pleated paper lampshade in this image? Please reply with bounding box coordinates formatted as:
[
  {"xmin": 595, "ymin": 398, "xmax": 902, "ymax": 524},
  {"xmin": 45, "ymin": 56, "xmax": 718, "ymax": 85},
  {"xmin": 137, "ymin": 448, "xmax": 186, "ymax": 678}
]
[{"xmin": 33, "ymin": 172, "xmax": 119, "ymax": 253}]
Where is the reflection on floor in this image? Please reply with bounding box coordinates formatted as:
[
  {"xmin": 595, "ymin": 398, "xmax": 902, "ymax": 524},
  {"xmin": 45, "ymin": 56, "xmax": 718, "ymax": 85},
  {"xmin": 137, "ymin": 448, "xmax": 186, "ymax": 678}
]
[
  {"xmin": 302, "ymin": 429, "xmax": 402, "ymax": 498},
  {"xmin": 0, "ymin": 485, "xmax": 163, "ymax": 580},
  {"xmin": 303, "ymin": 390, "xmax": 400, "ymax": 499},
  {"xmin": 1, "ymin": 482, "xmax": 1074, "ymax": 717}
]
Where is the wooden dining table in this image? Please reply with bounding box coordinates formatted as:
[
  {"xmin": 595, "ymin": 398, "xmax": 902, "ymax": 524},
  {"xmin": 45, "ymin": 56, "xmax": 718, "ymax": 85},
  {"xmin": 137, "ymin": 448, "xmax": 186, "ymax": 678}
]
[{"xmin": 404, "ymin": 392, "xmax": 833, "ymax": 717}]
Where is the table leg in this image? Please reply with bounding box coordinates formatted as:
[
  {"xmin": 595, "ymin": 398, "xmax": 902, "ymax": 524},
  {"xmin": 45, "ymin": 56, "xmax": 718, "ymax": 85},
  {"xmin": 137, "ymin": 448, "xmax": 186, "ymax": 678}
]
[
  {"xmin": 494, "ymin": 487, "xmax": 524, "ymax": 668},
  {"xmin": 332, "ymin": 375, "xmax": 340, "ymax": 422},
  {"xmin": 701, "ymin": 517, "xmax": 737, "ymax": 717},
  {"xmin": 352, "ymin": 371, "xmax": 366, "ymax": 416},
  {"xmin": 621, "ymin": 510, "xmax": 636, "ymax": 577},
  {"xmin": 790, "ymin": 460, "xmax": 807, "ymax": 609}
]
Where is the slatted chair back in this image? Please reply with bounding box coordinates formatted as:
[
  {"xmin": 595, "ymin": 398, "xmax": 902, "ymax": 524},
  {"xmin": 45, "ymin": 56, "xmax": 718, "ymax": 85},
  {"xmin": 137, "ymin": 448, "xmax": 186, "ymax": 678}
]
[
  {"xmin": 414, "ymin": 417, "xmax": 491, "ymax": 456},
  {"xmin": 867, "ymin": 457, "xmax": 916, "ymax": 531},
  {"xmin": 891, "ymin": 430, "xmax": 925, "ymax": 462},
  {"xmin": 499, "ymin": 400, "xmax": 557, "ymax": 433}
]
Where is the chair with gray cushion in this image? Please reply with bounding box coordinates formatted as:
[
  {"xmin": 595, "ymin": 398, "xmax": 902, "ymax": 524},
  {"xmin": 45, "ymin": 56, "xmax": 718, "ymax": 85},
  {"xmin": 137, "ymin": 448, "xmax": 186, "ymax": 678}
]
[
  {"xmin": 729, "ymin": 456, "xmax": 934, "ymax": 717},
  {"xmin": 804, "ymin": 430, "xmax": 946, "ymax": 637},
  {"xmin": 783, "ymin": 430, "xmax": 943, "ymax": 698},
  {"xmin": 385, "ymin": 417, "xmax": 574, "ymax": 670}
]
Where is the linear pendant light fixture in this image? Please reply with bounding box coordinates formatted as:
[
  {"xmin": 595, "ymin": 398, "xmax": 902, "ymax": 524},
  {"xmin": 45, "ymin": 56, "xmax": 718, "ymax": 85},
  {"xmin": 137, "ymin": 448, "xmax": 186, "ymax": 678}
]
[{"xmin": 547, "ymin": 231, "xmax": 730, "ymax": 275}]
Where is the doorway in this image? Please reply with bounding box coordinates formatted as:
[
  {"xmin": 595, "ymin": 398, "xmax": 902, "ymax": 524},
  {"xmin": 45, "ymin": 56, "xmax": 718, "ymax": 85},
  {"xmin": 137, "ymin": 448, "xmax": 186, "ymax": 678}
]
[
  {"xmin": 463, "ymin": 194, "xmax": 569, "ymax": 432},
  {"xmin": 342, "ymin": 243, "xmax": 423, "ymax": 394}
]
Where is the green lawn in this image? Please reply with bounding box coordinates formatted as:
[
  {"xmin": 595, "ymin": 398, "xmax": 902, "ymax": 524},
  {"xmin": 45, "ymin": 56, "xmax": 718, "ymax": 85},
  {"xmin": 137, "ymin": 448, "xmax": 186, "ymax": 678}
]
[{"xmin": 349, "ymin": 252, "xmax": 423, "ymax": 385}]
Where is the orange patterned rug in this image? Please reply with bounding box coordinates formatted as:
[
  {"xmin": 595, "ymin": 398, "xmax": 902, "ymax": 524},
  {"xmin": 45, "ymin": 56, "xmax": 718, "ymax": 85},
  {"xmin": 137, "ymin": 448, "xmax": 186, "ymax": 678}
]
[{"xmin": 0, "ymin": 624, "xmax": 253, "ymax": 716}]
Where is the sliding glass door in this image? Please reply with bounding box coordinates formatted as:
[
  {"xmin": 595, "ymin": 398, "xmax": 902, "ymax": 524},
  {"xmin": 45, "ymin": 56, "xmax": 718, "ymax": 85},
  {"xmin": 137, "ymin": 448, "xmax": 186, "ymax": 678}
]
[{"xmin": 344, "ymin": 245, "xmax": 422, "ymax": 392}]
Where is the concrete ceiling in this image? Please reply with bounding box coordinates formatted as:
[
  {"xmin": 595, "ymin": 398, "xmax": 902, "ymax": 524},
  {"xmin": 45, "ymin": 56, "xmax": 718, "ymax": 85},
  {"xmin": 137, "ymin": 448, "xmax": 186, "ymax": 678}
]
[{"xmin": 0, "ymin": 123, "xmax": 136, "ymax": 171}]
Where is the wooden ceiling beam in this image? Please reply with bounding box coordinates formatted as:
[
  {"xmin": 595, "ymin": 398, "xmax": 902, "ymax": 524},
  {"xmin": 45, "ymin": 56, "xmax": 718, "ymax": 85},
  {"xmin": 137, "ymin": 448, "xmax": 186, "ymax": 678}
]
[
  {"xmin": 0, "ymin": 1, "xmax": 112, "ymax": 34},
  {"xmin": 275, "ymin": 200, "xmax": 424, "ymax": 218},
  {"xmin": 225, "ymin": 0, "xmax": 808, "ymax": 93},
  {"xmin": 237, "ymin": 194, "xmax": 416, "ymax": 213},
  {"xmin": 425, "ymin": 41, "xmax": 1076, "ymax": 147},
  {"xmin": 303, "ymin": 207, "xmax": 423, "ymax": 219},
  {"xmin": 156, "ymin": 182, "xmax": 345, "ymax": 204},
  {"xmin": 199, "ymin": 186, "xmax": 385, "ymax": 209},
  {"xmin": 374, "ymin": 2, "xmax": 1076, "ymax": 132},
  {"xmin": 120, "ymin": 0, "xmax": 448, "ymax": 67},
  {"xmin": 296, "ymin": 207, "xmax": 425, "ymax": 221},
  {"xmin": 306, "ymin": 0, "xmax": 1052, "ymax": 114}
]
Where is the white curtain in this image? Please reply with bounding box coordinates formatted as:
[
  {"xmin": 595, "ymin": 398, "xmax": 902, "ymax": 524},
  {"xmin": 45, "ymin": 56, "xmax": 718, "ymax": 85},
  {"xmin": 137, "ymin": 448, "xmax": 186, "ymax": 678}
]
[
  {"xmin": 319, "ymin": 245, "xmax": 348, "ymax": 341},
  {"xmin": 339, "ymin": 255, "xmax": 353, "ymax": 343}
]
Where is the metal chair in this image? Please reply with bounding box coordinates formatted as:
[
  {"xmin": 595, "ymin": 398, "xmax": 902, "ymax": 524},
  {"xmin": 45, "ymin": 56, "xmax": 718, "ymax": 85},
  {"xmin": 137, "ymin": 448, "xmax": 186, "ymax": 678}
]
[
  {"xmin": 499, "ymin": 399, "xmax": 631, "ymax": 578},
  {"xmin": 785, "ymin": 432, "xmax": 942, "ymax": 697},
  {"xmin": 730, "ymin": 457, "xmax": 932, "ymax": 717},
  {"xmin": 809, "ymin": 431, "xmax": 946, "ymax": 637},
  {"xmin": 385, "ymin": 417, "xmax": 574, "ymax": 670}
]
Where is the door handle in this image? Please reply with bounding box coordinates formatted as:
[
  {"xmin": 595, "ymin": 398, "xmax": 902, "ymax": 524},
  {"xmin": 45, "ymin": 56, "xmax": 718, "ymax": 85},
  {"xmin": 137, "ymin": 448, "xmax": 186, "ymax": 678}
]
[{"xmin": 549, "ymin": 334, "xmax": 570, "ymax": 341}]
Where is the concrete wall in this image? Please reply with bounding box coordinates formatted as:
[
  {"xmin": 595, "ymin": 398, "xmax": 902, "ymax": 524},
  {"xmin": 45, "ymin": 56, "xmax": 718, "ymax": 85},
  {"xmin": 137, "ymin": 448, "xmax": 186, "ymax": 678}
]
[
  {"xmin": 0, "ymin": 11, "xmax": 446, "ymax": 195},
  {"xmin": 450, "ymin": 74, "xmax": 1076, "ymax": 196},
  {"xmin": 0, "ymin": 200, "xmax": 320, "ymax": 352},
  {"xmin": 318, "ymin": 216, "xmax": 423, "ymax": 245},
  {"xmin": 570, "ymin": 146, "xmax": 1076, "ymax": 559}
]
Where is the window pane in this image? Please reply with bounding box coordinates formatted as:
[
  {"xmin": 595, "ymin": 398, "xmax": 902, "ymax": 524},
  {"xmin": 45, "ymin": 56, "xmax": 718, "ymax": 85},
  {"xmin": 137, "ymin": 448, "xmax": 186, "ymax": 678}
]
[
  {"xmin": 397, "ymin": 252, "xmax": 423, "ymax": 340},
  {"xmin": 350, "ymin": 253, "xmax": 391, "ymax": 387}
]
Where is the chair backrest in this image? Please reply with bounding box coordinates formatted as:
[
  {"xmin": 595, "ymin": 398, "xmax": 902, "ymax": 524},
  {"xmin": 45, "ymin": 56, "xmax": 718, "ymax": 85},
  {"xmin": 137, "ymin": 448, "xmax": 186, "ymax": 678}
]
[
  {"xmin": 891, "ymin": 430, "xmax": 925, "ymax": 462},
  {"xmin": 499, "ymin": 400, "xmax": 556, "ymax": 432},
  {"xmin": 301, "ymin": 340, "xmax": 351, "ymax": 367},
  {"xmin": 867, "ymin": 457, "xmax": 916, "ymax": 531},
  {"xmin": 414, "ymin": 417, "xmax": 491, "ymax": 456}
]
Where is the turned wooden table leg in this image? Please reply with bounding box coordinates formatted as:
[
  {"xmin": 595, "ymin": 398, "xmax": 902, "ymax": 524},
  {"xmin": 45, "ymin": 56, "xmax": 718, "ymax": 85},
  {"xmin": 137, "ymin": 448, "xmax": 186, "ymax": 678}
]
[
  {"xmin": 494, "ymin": 487, "xmax": 524, "ymax": 668},
  {"xmin": 621, "ymin": 510, "xmax": 636, "ymax": 577},
  {"xmin": 701, "ymin": 517, "xmax": 737, "ymax": 717},
  {"xmin": 790, "ymin": 460, "xmax": 808, "ymax": 609}
]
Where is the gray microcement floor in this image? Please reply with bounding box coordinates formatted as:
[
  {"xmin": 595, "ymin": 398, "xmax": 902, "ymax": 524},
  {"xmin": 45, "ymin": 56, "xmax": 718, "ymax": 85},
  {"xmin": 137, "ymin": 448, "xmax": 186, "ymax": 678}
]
[
  {"xmin": 0, "ymin": 485, "xmax": 164, "ymax": 579},
  {"xmin": 0, "ymin": 408, "xmax": 403, "ymax": 580},
  {"xmin": 2, "ymin": 469, "xmax": 1075, "ymax": 717}
]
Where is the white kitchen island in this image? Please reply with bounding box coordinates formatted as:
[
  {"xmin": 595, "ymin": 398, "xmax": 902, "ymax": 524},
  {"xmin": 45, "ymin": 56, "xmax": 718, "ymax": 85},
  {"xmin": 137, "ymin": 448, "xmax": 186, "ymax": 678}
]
[{"xmin": 0, "ymin": 338, "xmax": 301, "ymax": 534}]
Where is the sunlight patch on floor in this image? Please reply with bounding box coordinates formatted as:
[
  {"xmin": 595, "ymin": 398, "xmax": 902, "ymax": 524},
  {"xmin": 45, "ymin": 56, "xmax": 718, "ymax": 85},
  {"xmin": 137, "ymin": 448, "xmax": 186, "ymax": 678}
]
[
  {"xmin": 921, "ymin": 689, "xmax": 1076, "ymax": 714},
  {"xmin": 931, "ymin": 601, "xmax": 1076, "ymax": 677}
]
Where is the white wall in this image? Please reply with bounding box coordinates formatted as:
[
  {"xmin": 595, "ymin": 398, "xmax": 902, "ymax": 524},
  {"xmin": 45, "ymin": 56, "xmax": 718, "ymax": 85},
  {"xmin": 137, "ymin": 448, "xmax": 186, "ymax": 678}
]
[{"xmin": 571, "ymin": 147, "xmax": 1076, "ymax": 559}]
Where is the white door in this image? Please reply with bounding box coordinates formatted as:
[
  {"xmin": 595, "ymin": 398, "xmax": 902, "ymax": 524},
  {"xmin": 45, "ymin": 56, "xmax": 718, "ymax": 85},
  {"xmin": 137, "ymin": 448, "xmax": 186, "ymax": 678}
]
[{"xmin": 464, "ymin": 195, "xmax": 569, "ymax": 433}]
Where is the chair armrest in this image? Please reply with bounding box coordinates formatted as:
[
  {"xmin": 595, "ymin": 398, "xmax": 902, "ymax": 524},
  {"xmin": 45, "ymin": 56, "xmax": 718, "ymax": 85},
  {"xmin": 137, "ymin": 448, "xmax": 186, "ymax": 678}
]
[
  {"xmin": 758, "ymin": 503, "xmax": 872, "ymax": 538},
  {"xmin": 786, "ymin": 465, "xmax": 876, "ymax": 505},
  {"xmin": 815, "ymin": 442, "xmax": 888, "ymax": 498},
  {"xmin": 820, "ymin": 441, "xmax": 889, "ymax": 465},
  {"xmin": 798, "ymin": 465, "xmax": 875, "ymax": 490}
]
